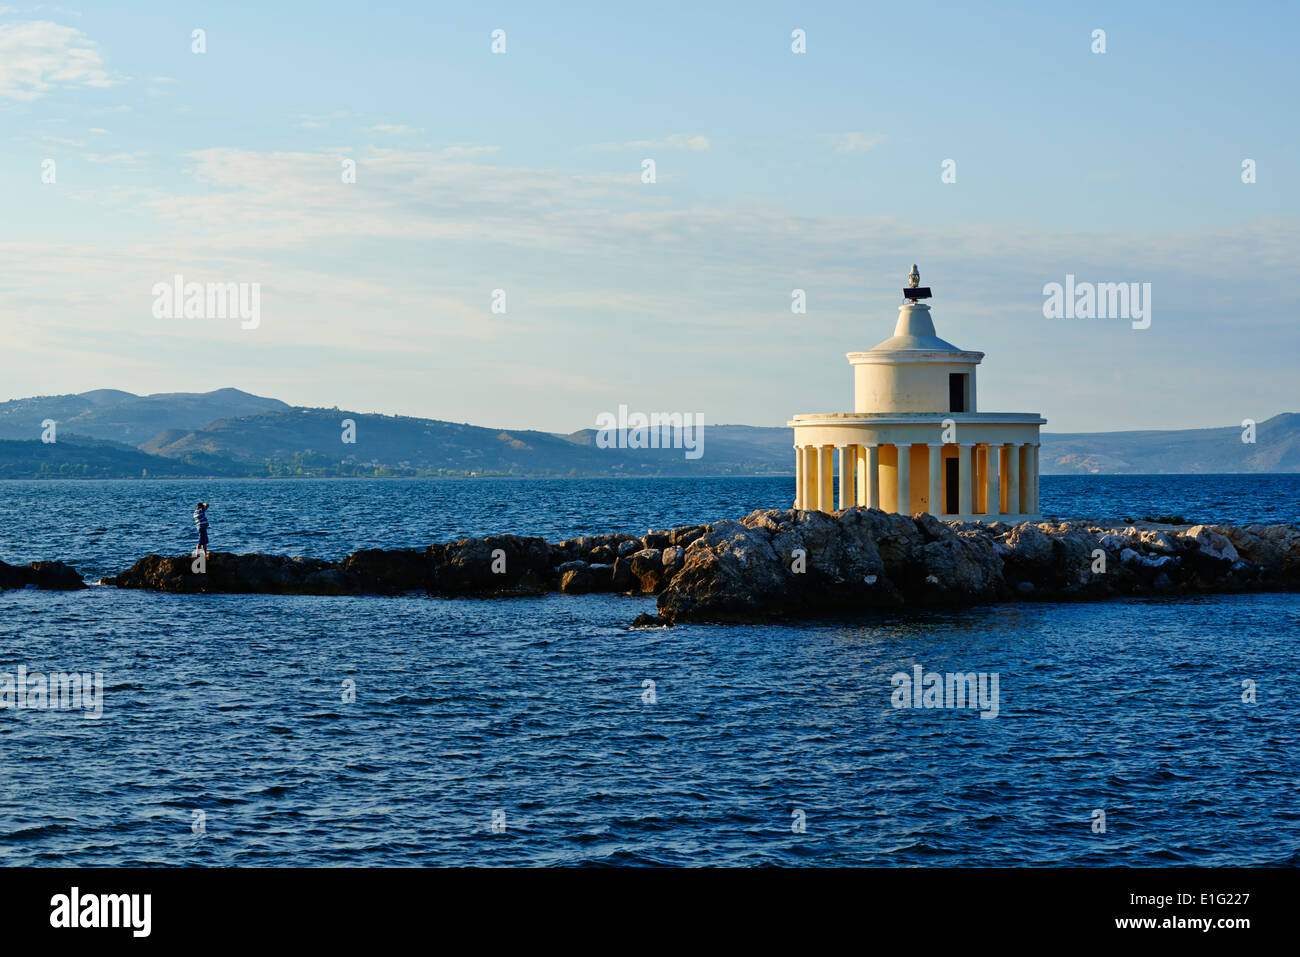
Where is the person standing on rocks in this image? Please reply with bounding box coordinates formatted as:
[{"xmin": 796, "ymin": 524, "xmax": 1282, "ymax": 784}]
[{"xmin": 194, "ymin": 501, "xmax": 210, "ymax": 560}]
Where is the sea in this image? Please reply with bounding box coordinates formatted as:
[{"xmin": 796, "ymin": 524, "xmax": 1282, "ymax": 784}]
[{"xmin": 0, "ymin": 474, "xmax": 1296, "ymax": 866}]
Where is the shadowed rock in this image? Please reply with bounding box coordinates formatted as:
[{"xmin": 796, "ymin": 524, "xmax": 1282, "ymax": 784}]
[
  {"xmin": 557, "ymin": 561, "xmax": 615, "ymax": 594},
  {"xmin": 622, "ymin": 548, "xmax": 667, "ymax": 594},
  {"xmin": 0, "ymin": 559, "xmax": 87, "ymax": 591},
  {"xmin": 341, "ymin": 549, "xmax": 431, "ymax": 594},
  {"xmin": 429, "ymin": 535, "xmax": 552, "ymax": 593},
  {"xmin": 103, "ymin": 553, "xmax": 352, "ymax": 594}
]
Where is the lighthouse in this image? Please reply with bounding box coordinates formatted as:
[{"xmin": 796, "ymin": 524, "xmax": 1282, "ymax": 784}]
[{"xmin": 788, "ymin": 267, "xmax": 1045, "ymax": 520}]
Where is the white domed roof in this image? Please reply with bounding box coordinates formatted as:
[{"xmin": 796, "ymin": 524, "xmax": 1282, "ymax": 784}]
[{"xmin": 866, "ymin": 302, "xmax": 965, "ymax": 354}]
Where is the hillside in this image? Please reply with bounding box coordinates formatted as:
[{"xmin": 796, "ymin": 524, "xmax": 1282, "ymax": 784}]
[
  {"xmin": 142, "ymin": 409, "xmax": 790, "ymax": 476},
  {"xmin": 0, "ymin": 436, "xmax": 227, "ymax": 478},
  {"xmin": 1039, "ymin": 414, "xmax": 1300, "ymax": 474},
  {"xmin": 0, "ymin": 389, "xmax": 1295, "ymax": 478},
  {"xmin": 0, "ymin": 388, "xmax": 287, "ymax": 445}
]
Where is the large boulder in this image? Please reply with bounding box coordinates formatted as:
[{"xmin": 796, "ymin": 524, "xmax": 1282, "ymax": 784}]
[
  {"xmin": 996, "ymin": 523, "xmax": 1123, "ymax": 596},
  {"xmin": 1002, "ymin": 523, "xmax": 1055, "ymax": 566},
  {"xmin": 341, "ymin": 548, "xmax": 431, "ymax": 594},
  {"xmin": 1181, "ymin": 525, "xmax": 1239, "ymax": 563},
  {"xmin": 642, "ymin": 530, "xmax": 672, "ymax": 551},
  {"xmin": 918, "ymin": 534, "xmax": 1002, "ymax": 602},
  {"xmin": 624, "ymin": 548, "xmax": 667, "ymax": 594},
  {"xmin": 746, "ymin": 507, "xmax": 896, "ymax": 592},
  {"xmin": 659, "ymin": 509, "xmax": 941, "ymax": 622},
  {"xmin": 1140, "ymin": 530, "xmax": 1179, "ymax": 553},
  {"xmin": 556, "ymin": 533, "xmax": 643, "ymax": 566},
  {"xmin": 661, "ymin": 546, "xmax": 685, "ymax": 573},
  {"xmin": 557, "ymin": 561, "xmax": 618, "ymax": 594},
  {"xmin": 657, "ymin": 519, "xmax": 801, "ymax": 622},
  {"xmin": 429, "ymin": 535, "xmax": 551, "ymax": 593},
  {"xmin": 1210, "ymin": 524, "xmax": 1300, "ymax": 581},
  {"xmin": 0, "ymin": 559, "xmax": 87, "ymax": 591},
  {"xmin": 669, "ymin": 525, "xmax": 705, "ymax": 548}
]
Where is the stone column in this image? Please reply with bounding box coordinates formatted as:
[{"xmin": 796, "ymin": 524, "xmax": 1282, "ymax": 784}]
[
  {"xmin": 803, "ymin": 446, "xmax": 817, "ymax": 509},
  {"xmin": 794, "ymin": 446, "xmax": 803, "ymax": 509},
  {"xmin": 895, "ymin": 443, "xmax": 911, "ymax": 515},
  {"xmin": 1030, "ymin": 443, "xmax": 1040, "ymax": 514},
  {"xmin": 985, "ymin": 443, "xmax": 1001, "ymax": 516},
  {"xmin": 926, "ymin": 444, "xmax": 942, "ymax": 517},
  {"xmin": 1020, "ymin": 443, "xmax": 1035, "ymax": 515},
  {"xmin": 817, "ymin": 446, "xmax": 834, "ymax": 512},
  {"xmin": 793, "ymin": 447, "xmax": 803, "ymax": 508},
  {"xmin": 958, "ymin": 443, "xmax": 973, "ymax": 517},
  {"xmin": 855, "ymin": 445, "xmax": 868, "ymax": 507},
  {"xmin": 866, "ymin": 445, "xmax": 880, "ymax": 509},
  {"xmin": 1006, "ymin": 444, "xmax": 1021, "ymax": 517},
  {"xmin": 837, "ymin": 445, "xmax": 853, "ymax": 510}
]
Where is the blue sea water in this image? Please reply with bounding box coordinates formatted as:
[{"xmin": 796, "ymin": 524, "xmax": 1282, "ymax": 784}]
[{"xmin": 0, "ymin": 475, "xmax": 1297, "ymax": 866}]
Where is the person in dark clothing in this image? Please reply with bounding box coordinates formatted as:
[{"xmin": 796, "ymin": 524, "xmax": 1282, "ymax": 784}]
[{"xmin": 194, "ymin": 501, "xmax": 210, "ymax": 559}]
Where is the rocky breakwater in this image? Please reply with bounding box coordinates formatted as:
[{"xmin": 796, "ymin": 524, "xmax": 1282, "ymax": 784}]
[
  {"xmin": 99, "ymin": 510, "xmax": 1300, "ymax": 623},
  {"xmin": 99, "ymin": 532, "xmax": 642, "ymax": 596},
  {"xmin": 647, "ymin": 510, "xmax": 1300, "ymax": 623},
  {"xmin": 0, "ymin": 558, "xmax": 86, "ymax": 591}
]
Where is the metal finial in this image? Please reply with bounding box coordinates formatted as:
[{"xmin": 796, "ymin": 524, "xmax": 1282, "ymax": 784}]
[{"xmin": 903, "ymin": 265, "xmax": 931, "ymax": 301}]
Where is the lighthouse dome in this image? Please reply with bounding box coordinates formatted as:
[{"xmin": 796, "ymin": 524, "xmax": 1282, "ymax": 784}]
[
  {"xmin": 846, "ymin": 273, "xmax": 984, "ymax": 414},
  {"xmin": 867, "ymin": 302, "xmax": 965, "ymax": 354}
]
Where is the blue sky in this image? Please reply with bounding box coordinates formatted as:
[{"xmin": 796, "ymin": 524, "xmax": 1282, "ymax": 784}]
[{"xmin": 2, "ymin": 0, "xmax": 1296, "ymax": 432}]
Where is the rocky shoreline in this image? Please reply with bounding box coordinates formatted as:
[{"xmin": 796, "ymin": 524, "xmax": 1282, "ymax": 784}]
[{"xmin": 5, "ymin": 508, "xmax": 1298, "ymax": 624}]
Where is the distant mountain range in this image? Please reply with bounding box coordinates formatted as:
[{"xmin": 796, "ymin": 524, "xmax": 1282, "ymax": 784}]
[
  {"xmin": 1041, "ymin": 416, "xmax": 1300, "ymax": 474},
  {"xmin": 0, "ymin": 389, "xmax": 790, "ymax": 478},
  {"xmin": 0, "ymin": 389, "xmax": 1295, "ymax": 478}
]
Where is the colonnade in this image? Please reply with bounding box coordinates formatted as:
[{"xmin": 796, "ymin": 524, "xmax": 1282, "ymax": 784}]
[{"xmin": 793, "ymin": 441, "xmax": 1039, "ymax": 517}]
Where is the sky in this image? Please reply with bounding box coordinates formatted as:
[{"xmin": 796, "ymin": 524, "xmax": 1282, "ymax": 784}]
[{"xmin": 1, "ymin": 0, "xmax": 1296, "ymax": 433}]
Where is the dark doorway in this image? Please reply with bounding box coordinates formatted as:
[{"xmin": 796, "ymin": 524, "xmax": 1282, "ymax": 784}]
[
  {"xmin": 949, "ymin": 373, "xmax": 966, "ymax": 412},
  {"xmin": 945, "ymin": 458, "xmax": 959, "ymax": 514}
]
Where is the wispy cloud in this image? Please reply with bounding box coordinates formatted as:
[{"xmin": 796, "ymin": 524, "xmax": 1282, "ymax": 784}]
[
  {"xmin": 825, "ymin": 132, "xmax": 886, "ymax": 154},
  {"xmin": 38, "ymin": 133, "xmax": 85, "ymax": 148},
  {"xmin": 591, "ymin": 133, "xmax": 710, "ymax": 152},
  {"xmin": 0, "ymin": 20, "xmax": 115, "ymax": 100},
  {"xmin": 84, "ymin": 151, "xmax": 147, "ymax": 165},
  {"xmin": 367, "ymin": 124, "xmax": 421, "ymax": 135},
  {"xmin": 292, "ymin": 110, "xmax": 349, "ymax": 129},
  {"xmin": 436, "ymin": 144, "xmax": 499, "ymax": 160}
]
